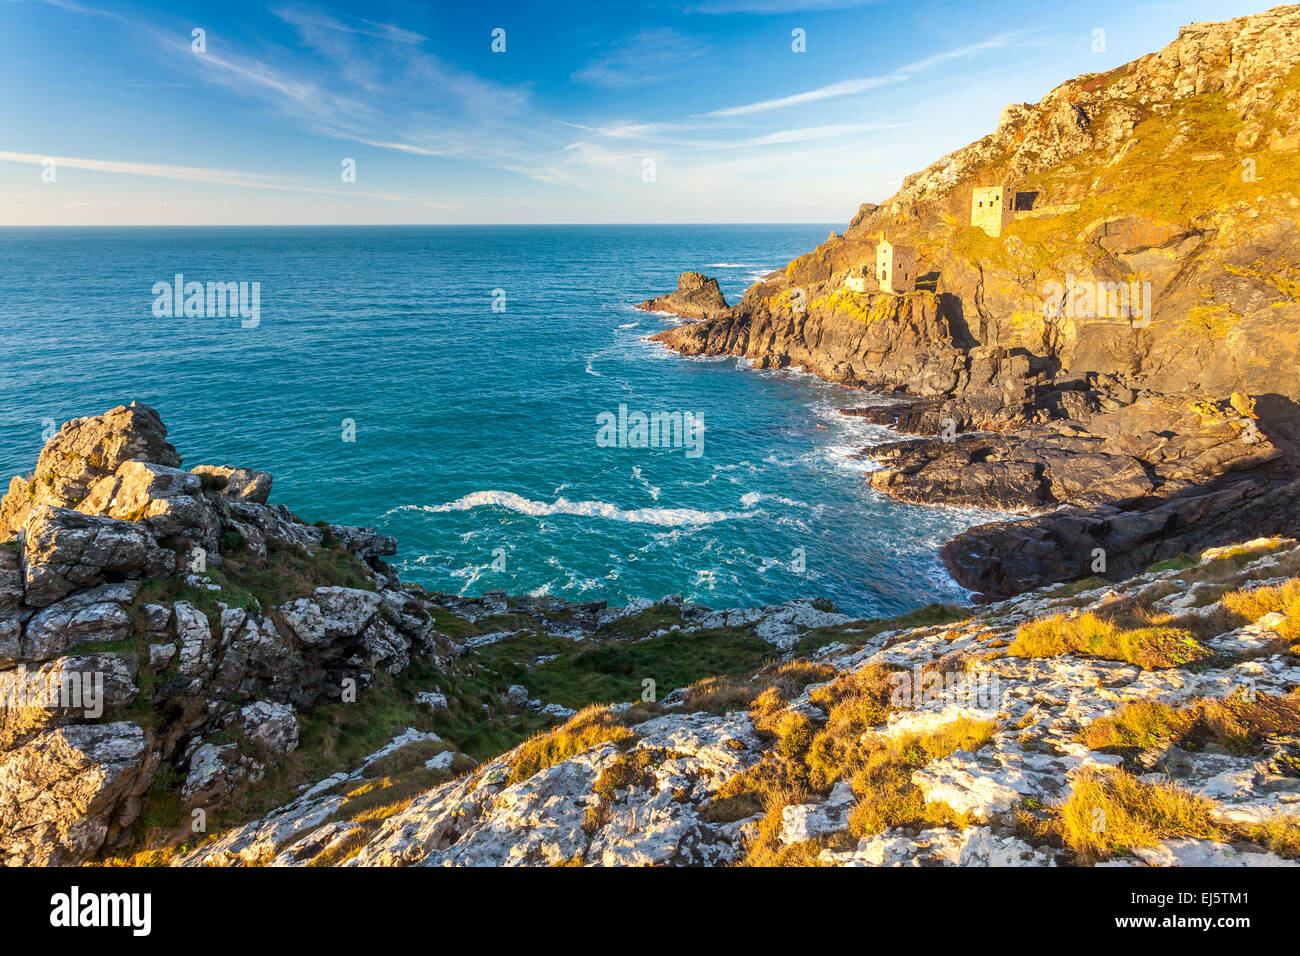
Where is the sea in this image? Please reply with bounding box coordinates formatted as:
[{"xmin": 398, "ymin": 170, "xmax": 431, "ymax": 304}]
[{"xmin": 0, "ymin": 224, "xmax": 1002, "ymax": 617}]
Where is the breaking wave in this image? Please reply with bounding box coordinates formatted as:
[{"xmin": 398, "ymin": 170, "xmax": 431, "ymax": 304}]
[{"xmin": 386, "ymin": 491, "xmax": 754, "ymax": 527}]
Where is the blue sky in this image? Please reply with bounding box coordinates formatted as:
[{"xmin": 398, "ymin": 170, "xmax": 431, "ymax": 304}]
[{"xmin": 0, "ymin": 0, "xmax": 1273, "ymax": 225}]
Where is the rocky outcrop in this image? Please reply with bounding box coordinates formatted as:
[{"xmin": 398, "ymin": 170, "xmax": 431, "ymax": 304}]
[
  {"xmin": 945, "ymin": 471, "xmax": 1300, "ymax": 600},
  {"xmin": 0, "ymin": 403, "xmax": 181, "ymax": 537},
  {"xmin": 20, "ymin": 507, "xmax": 175, "ymax": 608},
  {"xmin": 0, "ymin": 405, "xmax": 436, "ymax": 865},
  {"xmin": 637, "ymin": 271, "xmax": 729, "ymax": 321},
  {"xmin": 7, "ymin": 405, "xmax": 1299, "ymax": 869}
]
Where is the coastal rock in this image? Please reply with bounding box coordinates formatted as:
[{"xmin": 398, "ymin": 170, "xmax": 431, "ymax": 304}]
[
  {"xmin": 0, "ymin": 720, "xmax": 153, "ymax": 866},
  {"xmin": 820, "ymin": 826, "xmax": 1056, "ymax": 867},
  {"xmin": 0, "ymin": 405, "xmax": 448, "ymax": 864},
  {"xmin": 9, "ymin": 583, "xmax": 138, "ymax": 665},
  {"xmin": 1131, "ymin": 839, "xmax": 1296, "ymax": 868},
  {"xmin": 644, "ymin": 5, "xmax": 1300, "ymax": 598},
  {"xmin": 19, "ymin": 507, "xmax": 173, "ymax": 608},
  {"xmin": 637, "ymin": 272, "xmax": 729, "ymax": 321},
  {"xmin": 0, "ymin": 402, "xmax": 181, "ymax": 539},
  {"xmin": 190, "ymin": 465, "xmax": 273, "ymax": 504}
]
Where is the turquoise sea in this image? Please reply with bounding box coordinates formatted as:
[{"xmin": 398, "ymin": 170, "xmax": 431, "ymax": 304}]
[{"xmin": 0, "ymin": 225, "xmax": 999, "ymax": 617}]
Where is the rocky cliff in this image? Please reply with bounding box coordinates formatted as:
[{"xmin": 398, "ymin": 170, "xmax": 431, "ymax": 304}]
[
  {"xmin": 0, "ymin": 404, "xmax": 436, "ymax": 864},
  {"xmin": 647, "ymin": 5, "xmax": 1300, "ymax": 599}
]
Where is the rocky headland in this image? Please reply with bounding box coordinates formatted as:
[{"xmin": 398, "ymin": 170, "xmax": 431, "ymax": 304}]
[{"xmin": 644, "ymin": 5, "xmax": 1300, "ymax": 601}]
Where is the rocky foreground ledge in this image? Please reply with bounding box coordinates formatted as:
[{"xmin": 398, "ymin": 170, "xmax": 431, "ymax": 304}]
[
  {"xmin": 3, "ymin": 404, "xmax": 1300, "ymax": 867},
  {"xmin": 181, "ymin": 535, "xmax": 1300, "ymax": 868}
]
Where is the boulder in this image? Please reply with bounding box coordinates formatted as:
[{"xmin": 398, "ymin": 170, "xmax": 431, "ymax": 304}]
[
  {"xmin": 191, "ymin": 465, "xmax": 273, "ymax": 504},
  {"xmin": 79, "ymin": 459, "xmax": 218, "ymax": 544},
  {"xmin": 5, "ymin": 583, "xmax": 138, "ymax": 666},
  {"xmin": 19, "ymin": 507, "xmax": 173, "ymax": 608},
  {"xmin": 0, "ymin": 403, "xmax": 180, "ymax": 538},
  {"xmin": 0, "ymin": 720, "xmax": 153, "ymax": 865}
]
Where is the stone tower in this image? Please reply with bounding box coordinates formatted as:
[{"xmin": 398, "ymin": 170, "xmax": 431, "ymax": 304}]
[
  {"xmin": 876, "ymin": 239, "xmax": 916, "ymax": 294},
  {"xmin": 972, "ymin": 185, "xmax": 1014, "ymax": 237}
]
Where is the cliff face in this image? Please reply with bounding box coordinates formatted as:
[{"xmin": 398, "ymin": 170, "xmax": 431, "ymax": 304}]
[
  {"xmin": 650, "ymin": 5, "xmax": 1300, "ymax": 598},
  {"xmin": 0, "ymin": 405, "xmax": 435, "ymax": 864}
]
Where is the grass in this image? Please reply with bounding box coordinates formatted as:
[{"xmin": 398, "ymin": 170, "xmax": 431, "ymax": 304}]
[
  {"xmin": 584, "ymin": 747, "xmax": 677, "ymax": 833},
  {"xmin": 135, "ymin": 535, "xmax": 376, "ymax": 626},
  {"xmin": 703, "ymin": 651, "xmax": 995, "ymax": 866},
  {"xmin": 845, "ymin": 718, "xmax": 995, "ymax": 839},
  {"xmin": 1096, "ymin": 690, "xmax": 1300, "ymax": 754},
  {"xmin": 505, "ymin": 705, "xmax": 633, "ymax": 786},
  {"xmin": 1007, "ymin": 611, "xmax": 1211, "ymax": 669},
  {"xmin": 1056, "ymin": 768, "xmax": 1220, "ymax": 861},
  {"xmin": 794, "ymin": 602, "xmax": 969, "ymax": 653},
  {"xmin": 115, "ymin": 656, "xmax": 454, "ymax": 851},
  {"xmin": 1221, "ymin": 578, "xmax": 1300, "ymax": 646},
  {"xmin": 474, "ymin": 624, "xmax": 774, "ymax": 712}
]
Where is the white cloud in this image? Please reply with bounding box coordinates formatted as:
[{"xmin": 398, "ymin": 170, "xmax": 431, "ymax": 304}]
[
  {"xmin": 573, "ymin": 28, "xmax": 713, "ymax": 88},
  {"xmin": 0, "ymin": 150, "xmax": 456, "ymax": 208},
  {"xmin": 699, "ymin": 31, "xmax": 1023, "ymax": 116}
]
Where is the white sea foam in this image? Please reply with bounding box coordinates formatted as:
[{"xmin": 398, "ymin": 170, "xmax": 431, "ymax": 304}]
[
  {"xmin": 632, "ymin": 466, "xmax": 661, "ymax": 501},
  {"xmin": 739, "ymin": 491, "xmax": 807, "ymax": 509},
  {"xmin": 387, "ymin": 491, "xmax": 753, "ymax": 527},
  {"xmin": 704, "ymin": 262, "xmax": 750, "ymax": 268}
]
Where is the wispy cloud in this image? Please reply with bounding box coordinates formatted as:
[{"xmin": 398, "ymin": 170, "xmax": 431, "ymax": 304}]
[
  {"xmin": 573, "ymin": 28, "xmax": 712, "ymax": 88},
  {"xmin": 699, "ymin": 31, "xmax": 1023, "ymax": 116},
  {"xmin": 562, "ymin": 119, "xmax": 903, "ymax": 151},
  {"xmin": 272, "ymin": 5, "xmax": 427, "ymax": 46},
  {"xmin": 0, "ymin": 150, "xmax": 456, "ymax": 208}
]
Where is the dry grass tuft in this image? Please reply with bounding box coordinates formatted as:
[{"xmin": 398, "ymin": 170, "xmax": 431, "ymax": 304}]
[
  {"xmin": 1008, "ymin": 611, "xmax": 1211, "ymax": 669},
  {"xmin": 1221, "ymin": 578, "xmax": 1300, "ymax": 646},
  {"xmin": 1058, "ymin": 768, "xmax": 1220, "ymax": 860},
  {"xmin": 1085, "ymin": 690, "xmax": 1300, "ymax": 755},
  {"xmin": 506, "ymin": 705, "xmax": 633, "ymax": 785}
]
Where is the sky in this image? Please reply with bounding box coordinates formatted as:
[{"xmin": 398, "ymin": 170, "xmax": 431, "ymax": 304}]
[{"xmin": 0, "ymin": 0, "xmax": 1276, "ymax": 225}]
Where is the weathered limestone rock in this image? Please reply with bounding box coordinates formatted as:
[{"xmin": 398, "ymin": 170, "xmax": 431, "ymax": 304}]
[
  {"xmin": 1132, "ymin": 838, "xmax": 1297, "ymax": 867},
  {"xmin": 0, "ymin": 720, "xmax": 152, "ymax": 865},
  {"xmin": 330, "ymin": 524, "xmax": 397, "ymax": 562},
  {"xmin": 20, "ymin": 506, "xmax": 173, "ymax": 608},
  {"xmin": 0, "ymin": 652, "xmax": 138, "ymax": 746},
  {"xmin": 80, "ymin": 459, "xmax": 218, "ymax": 545},
  {"xmin": 780, "ymin": 780, "xmax": 855, "ymax": 844},
  {"xmin": 0, "ymin": 403, "xmax": 181, "ymax": 538},
  {"xmin": 191, "ymin": 465, "xmax": 273, "ymax": 504},
  {"xmin": 5, "ymin": 582, "xmax": 138, "ymax": 666},
  {"xmin": 820, "ymin": 826, "xmax": 1057, "ymax": 866}
]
